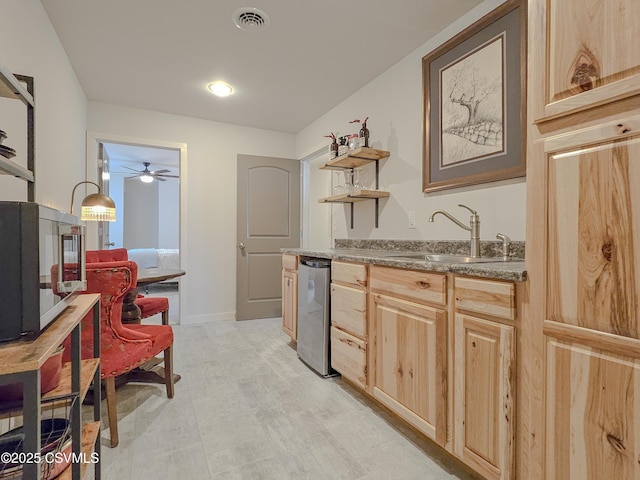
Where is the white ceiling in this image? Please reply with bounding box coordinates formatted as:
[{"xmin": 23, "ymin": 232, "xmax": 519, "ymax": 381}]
[
  {"xmin": 103, "ymin": 143, "xmax": 180, "ymax": 176},
  {"xmin": 41, "ymin": 0, "xmax": 483, "ymax": 134}
]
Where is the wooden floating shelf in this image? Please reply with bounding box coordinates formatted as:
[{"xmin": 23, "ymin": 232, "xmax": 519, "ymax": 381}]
[
  {"xmin": 320, "ymin": 147, "xmax": 390, "ymax": 170},
  {"xmin": 318, "ymin": 189, "xmax": 390, "ymax": 203},
  {"xmin": 0, "ymin": 358, "xmax": 100, "ymax": 419},
  {"xmin": 57, "ymin": 421, "xmax": 100, "ymax": 480}
]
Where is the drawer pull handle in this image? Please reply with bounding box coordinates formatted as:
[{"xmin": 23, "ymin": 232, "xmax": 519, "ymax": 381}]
[{"xmin": 417, "ymin": 281, "xmax": 431, "ymax": 289}]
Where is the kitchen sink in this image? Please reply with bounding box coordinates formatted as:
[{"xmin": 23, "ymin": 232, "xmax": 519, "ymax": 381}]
[
  {"xmin": 425, "ymin": 254, "xmax": 505, "ymax": 263},
  {"xmin": 385, "ymin": 253, "xmax": 429, "ymax": 260},
  {"xmin": 386, "ymin": 253, "xmax": 519, "ymax": 263}
]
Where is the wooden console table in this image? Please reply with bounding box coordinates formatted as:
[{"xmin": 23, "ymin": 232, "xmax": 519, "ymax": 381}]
[{"xmin": 0, "ymin": 294, "xmax": 101, "ymax": 480}]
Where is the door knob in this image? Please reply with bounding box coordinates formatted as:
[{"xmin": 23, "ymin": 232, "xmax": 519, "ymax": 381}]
[
  {"xmin": 105, "ymin": 242, "xmax": 115, "ymax": 247},
  {"xmin": 239, "ymin": 242, "xmax": 246, "ymax": 250}
]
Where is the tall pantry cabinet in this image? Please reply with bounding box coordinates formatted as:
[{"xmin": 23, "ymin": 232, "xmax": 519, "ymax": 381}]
[{"xmin": 524, "ymin": 0, "xmax": 640, "ymax": 478}]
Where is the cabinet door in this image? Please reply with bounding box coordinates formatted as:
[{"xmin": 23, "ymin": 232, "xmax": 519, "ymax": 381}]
[
  {"xmin": 372, "ymin": 293, "xmax": 447, "ymax": 445},
  {"xmin": 454, "ymin": 314, "xmax": 515, "ymax": 480},
  {"xmin": 282, "ymin": 269, "xmax": 297, "ymax": 340},
  {"xmin": 543, "ymin": 0, "xmax": 640, "ymax": 119},
  {"xmin": 545, "ymin": 337, "xmax": 640, "ymax": 479},
  {"xmin": 547, "ymin": 128, "xmax": 640, "ymax": 340}
]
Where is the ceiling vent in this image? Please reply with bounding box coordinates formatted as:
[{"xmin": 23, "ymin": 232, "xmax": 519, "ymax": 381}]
[{"xmin": 233, "ymin": 7, "xmax": 270, "ymax": 31}]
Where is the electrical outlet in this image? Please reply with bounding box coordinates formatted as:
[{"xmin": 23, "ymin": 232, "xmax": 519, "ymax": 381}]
[{"xmin": 408, "ymin": 211, "xmax": 416, "ymax": 229}]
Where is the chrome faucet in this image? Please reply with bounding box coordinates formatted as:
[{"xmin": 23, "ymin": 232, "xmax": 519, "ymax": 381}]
[
  {"xmin": 496, "ymin": 233, "xmax": 511, "ymax": 261},
  {"xmin": 428, "ymin": 204, "xmax": 481, "ymax": 257}
]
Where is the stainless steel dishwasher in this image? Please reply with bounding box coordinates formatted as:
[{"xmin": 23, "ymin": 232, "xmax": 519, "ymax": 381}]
[{"xmin": 297, "ymin": 257, "xmax": 333, "ymax": 376}]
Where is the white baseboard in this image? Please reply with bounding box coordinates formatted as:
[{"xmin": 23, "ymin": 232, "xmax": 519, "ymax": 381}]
[{"xmin": 179, "ymin": 311, "xmax": 236, "ymax": 325}]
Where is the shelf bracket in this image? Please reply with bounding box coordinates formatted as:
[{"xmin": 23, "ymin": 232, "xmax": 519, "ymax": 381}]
[{"xmin": 350, "ymin": 202, "xmax": 354, "ymax": 229}]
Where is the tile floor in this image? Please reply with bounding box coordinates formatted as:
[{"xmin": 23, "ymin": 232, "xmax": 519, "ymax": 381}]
[{"xmin": 88, "ymin": 316, "xmax": 481, "ymax": 480}]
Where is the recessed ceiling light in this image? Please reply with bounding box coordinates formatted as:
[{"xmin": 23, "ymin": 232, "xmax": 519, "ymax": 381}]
[{"xmin": 207, "ymin": 81, "xmax": 234, "ymax": 97}]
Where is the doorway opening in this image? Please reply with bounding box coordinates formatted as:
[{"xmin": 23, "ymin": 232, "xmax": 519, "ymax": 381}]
[{"xmin": 86, "ymin": 131, "xmax": 187, "ymax": 324}]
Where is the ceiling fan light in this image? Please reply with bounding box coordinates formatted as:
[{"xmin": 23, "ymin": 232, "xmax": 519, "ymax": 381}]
[{"xmin": 140, "ymin": 174, "xmax": 154, "ymax": 183}]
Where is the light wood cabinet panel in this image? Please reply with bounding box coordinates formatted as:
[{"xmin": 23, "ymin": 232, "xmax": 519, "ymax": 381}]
[
  {"xmin": 331, "ymin": 326, "xmax": 367, "ymax": 389},
  {"xmin": 455, "ymin": 277, "xmax": 516, "ymax": 321},
  {"xmin": 547, "ymin": 129, "xmax": 640, "ymax": 339},
  {"xmin": 370, "ymin": 265, "xmax": 447, "ymax": 306},
  {"xmin": 527, "ymin": 0, "xmax": 640, "ymax": 477},
  {"xmin": 282, "ymin": 269, "xmax": 297, "ymax": 340},
  {"xmin": 331, "ymin": 283, "xmax": 367, "ymax": 338},
  {"xmin": 454, "ymin": 314, "xmax": 515, "ymax": 480},
  {"xmin": 282, "ymin": 254, "xmax": 298, "ymax": 271},
  {"xmin": 332, "ymin": 261, "xmax": 367, "ymax": 288},
  {"xmin": 542, "ymin": 0, "xmax": 640, "ymax": 120},
  {"xmin": 545, "ymin": 337, "xmax": 640, "ymax": 479},
  {"xmin": 372, "ymin": 293, "xmax": 447, "ymax": 445}
]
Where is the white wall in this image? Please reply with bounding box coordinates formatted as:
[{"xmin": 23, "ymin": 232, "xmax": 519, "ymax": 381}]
[
  {"xmin": 0, "ymin": 0, "xmax": 87, "ymax": 211},
  {"xmin": 123, "ymin": 179, "xmax": 159, "ymax": 249},
  {"xmin": 158, "ymin": 179, "xmax": 179, "ymax": 248},
  {"xmin": 87, "ymin": 102, "xmax": 296, "ymax": 324},
  {"xmin": 296, "ymin": 0, "xmax": 525, "ymax": 248}
]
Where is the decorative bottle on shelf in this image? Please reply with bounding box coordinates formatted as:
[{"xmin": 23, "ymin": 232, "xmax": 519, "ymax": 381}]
[
  {"xmin": 330, "ymin": 137, "xmax": 338, "ymax": 159},
  {"xmin": 338, "ymin": 136, "xmax": 348, "ymax": 157},
  {"xmin": 325, "ymin": 133, "xmax": 339, "ymax": 159},
  {"xmin": 359, "ymin": 117, "xmax": 369, "ymax": 148}
]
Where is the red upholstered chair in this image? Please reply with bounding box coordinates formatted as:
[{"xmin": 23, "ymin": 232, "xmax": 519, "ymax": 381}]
[
  {"xmin": 55, "ymin": 261, "xmax": 174, "ymax": 447},
  {"xmin": 85, "ymin": 249, "xmax": 170, "ymax": 323},
  {"xmin": 136, "ymin": 296, "xmax": 170, "ymax": 325},
  {"xmin": 85, "ymin": 248, "xmax": 128, "ymax": 263}
]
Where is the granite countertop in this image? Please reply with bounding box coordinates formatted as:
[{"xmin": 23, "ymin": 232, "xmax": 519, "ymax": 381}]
[{"xmin": 281, "ymin": 241, "xmax": 527, "ymax": 282}]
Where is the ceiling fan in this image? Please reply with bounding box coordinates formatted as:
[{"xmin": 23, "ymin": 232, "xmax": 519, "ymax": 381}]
[{"xmin": 121, "ymin": 162, "xmax": 179, "ymax": 182}]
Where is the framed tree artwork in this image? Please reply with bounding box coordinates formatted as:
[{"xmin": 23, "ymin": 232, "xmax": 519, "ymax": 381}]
[{"xmin": 422, "ymin": 0, "xmax": 525, "ymax": 192}]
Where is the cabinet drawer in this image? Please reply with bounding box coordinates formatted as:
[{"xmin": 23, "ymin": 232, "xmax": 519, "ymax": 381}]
[
  {"xmin": 282, "ymin": 254, "xmax": 297, "ymax": 271},
  {"xmin": 454, "ymin": 277, "xmax": 515, "ymax": 321},
  {"xmin": 332, "ymin": 261, "xmax": 367, "ymax": 288},
  {"xmin": 331, "ymin": 283, "xmax": 367, "ymax": 338},
  {"xmin": 370, "ymin": 266, "xmax": 446, "ymax": 306},
  {"xmin": 331, "ymin": 326, "xmax": 367, "ymax": 389}
]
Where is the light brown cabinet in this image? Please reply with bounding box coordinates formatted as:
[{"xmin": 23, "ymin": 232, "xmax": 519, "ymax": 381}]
[
  {"xmin": 453, "ymin": 276, "xmax": 516, "ymax": 480},
  {"xmin": 544, "ymin": 335, "xmax": 640, "ymax": 479},
  {"xmin": 281, "ymin": 254, "xmax": 297, "ymax": 340},
  {"xmin": 370, "ymin": 266, "xmax": 448, "ymax": 446},
  {"xmin": 540, "ymin": 0, "xmax": 640, "ymax": 121},
  {"xmin": 330, "ymin": 261, "xmax": 368, "ymax": 389},
  {"xmin": 526, "ymin": 0, "xmax": 640, "ymax": 477},
  {"xmin": 453, "ymin": 313, "xmax": 515, "ymax": 480}
]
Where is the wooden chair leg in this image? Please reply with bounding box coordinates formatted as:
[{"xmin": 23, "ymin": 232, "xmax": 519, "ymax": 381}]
[
  {"xmin": 105, "ymin": 376, "xmax": 119, "ymax": 448},
  {"xmin": 161, "ymin": 309, "xmax": 169, "ymax": 326},
  {"xmin": 164, "ymin": 345, "xmax": 174, "ymax": 399}
]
